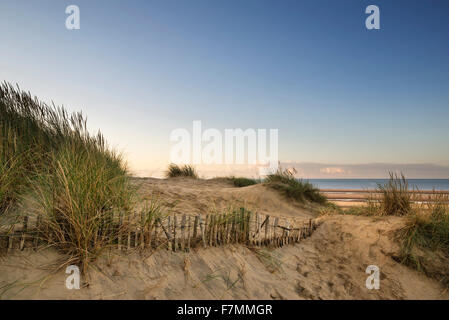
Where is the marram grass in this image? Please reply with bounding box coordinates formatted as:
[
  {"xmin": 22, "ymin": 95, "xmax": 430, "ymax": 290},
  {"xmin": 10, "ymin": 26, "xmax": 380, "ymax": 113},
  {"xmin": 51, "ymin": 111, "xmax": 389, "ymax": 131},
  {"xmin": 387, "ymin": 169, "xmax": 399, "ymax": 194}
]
[
  {"xmin": 264, "ymin": 167, "xmax": 326, "ymax": 204},
  {"xmin": 165, "ymin": 163, "xmax": 198, "ymax": 178},
  {"xmin": 377, "ymin": 172, "xmax": 412, "ymax": 216},
  {"xmin": 0, "ymin": 82, "xmax": 133, "ymax": 274}
]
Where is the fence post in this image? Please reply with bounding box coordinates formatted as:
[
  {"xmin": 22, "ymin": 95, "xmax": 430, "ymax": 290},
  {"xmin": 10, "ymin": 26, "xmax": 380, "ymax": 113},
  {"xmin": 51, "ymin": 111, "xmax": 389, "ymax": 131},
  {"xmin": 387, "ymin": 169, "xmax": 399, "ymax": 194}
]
[
  {"xmin": 187, "ymin": 215, "xmax": 191, "ymax": 251},
  {"xmin": 213, "ymin": 214, "xmax": 218, "ymax": 246},
  {"xmin": 173, "ymin": 215, "xmax": 177, "ymax": 252},
  {"xmin": 279, "ymin": 219, "xmax": 284, "ymax": 247},
  {"xmin": 240, "ymin": 208, "xmax": 245, "ymax": 243},
  {"xmin": 8, "ymin": 225, "xmax": 15, "ymax": 251},
  {"xmin": 225, "ymin": 213, "xmax": 231, "ymax": 244},
  {"xmin": 215, "ymin": 214, "xmax": 220, "ymax": 245},
  {"xmin": 19, "ymin": 216, "xmax": 28, "ymax": 250},
  {"xmin": 254, "ymin": 213, "xmax": 259, "ymax": 246},
  {"xmin": 140, "ymin": 211, "xmax": 145, "ymax": 249},
  {"xmin": 154, "ymin": 219, "xmax": 161, "ymax": 248},
  {"xmin": 193, "ymin": 215, "xmax": 199, "ymax": 242},
  {"xmin": 286, "ymin": 220, "xmax": 291, "ymax": 245},
  {"xmin": 117, "ymin": 211, "xmax": 123, "ymax": 250},
  {"xmin": 126, "ymin": 213, "xmax": 132, "ymax": 250},
  {"xmin": 245, "ymin": 211, "xmax": 251, "ymax": 245},
  {"xmin": 165, "ymin": 216, "xmax": 172, "ymax": 250},
  {"xmin": 200, "ymin": 215, "xmax": 207, "ymax": 248},
  {"xmin": 295, "ymin": 221, "xmax": 300, "ymax": 242},
  {"xmin": 181, "ymin": 214, "xmax": 186, "ymax": 251},
  {"xmin": 219, "ymin": 214, "xmax": 225, "ymax": 245},
  {"xmin": 209, "ymin": 215, "xmax": 215, "ymax": 247},
  {"xmin": 34, "ymin": 214, "xmax": 41, "ymax": 250},
  {"xmin": 264, "ymin": 216, "xmax": 269, "ymax": 246},
  {"xmin": 273, "ymin": 218, "xmax": 279, "ymax": 247},
  {"xmin": 214, "ymin": 214, "xmax": 219, "ymax": 246},
  {"xmin": 147, "ymin": 215, "xmax": 153, "ymax": 249},
  {"xmin": 233, "ymin": 213, "xmax": 237, "ymax": 244},
  {"xmin": 134, "ymin": 212, "xmax": 139, "ymax": 248}
]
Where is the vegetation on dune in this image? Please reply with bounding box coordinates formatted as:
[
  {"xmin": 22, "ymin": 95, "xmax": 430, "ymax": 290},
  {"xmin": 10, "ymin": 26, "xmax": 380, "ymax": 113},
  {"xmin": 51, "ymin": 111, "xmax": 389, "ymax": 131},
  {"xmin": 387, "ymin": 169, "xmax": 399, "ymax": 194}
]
[
  {"xmin": 249, "ymin": 248, "xmax": 283, "ymax": 273},
  {"xmin": 29, "ymin": 141, "xmax": 132, "ymax": 272},
  {"xmin": 321, "ymin": 172, "xmax": 449, "ymax": 286},
  {"xmin": 2, "ymin": 81, "xmax": 446, "ymax": 287},
  {"xmin": 398, "ymin": 193, "xmax": 449, "ymax": 286},
  {"xmin": 165, "ymin": 163, "xmax": 198, "ymax": 179},
  {"xmin": 219, "ymin": 176, "xmax": 259, "ymax": 188},
  {"xmin": 264, "ymin": 167, "xmax": 326, "ymax": 204},
  {"xmin": 376, "ymin": 175, "xmax": 449, "ymax": 281},
  {"xmin": 0, "ymin": 148, "xmax": 24, "ymax": 214},
  {"xmin": 0, "ymin": 82, "xmax": 132, "ymax": 274},
  {"xmin": 322, "ymin": 172, "xmax": 415, "ymax": 217},
  {"xmin": 377, "ymin": 172, "xmax": 412, "ymax": 216}
]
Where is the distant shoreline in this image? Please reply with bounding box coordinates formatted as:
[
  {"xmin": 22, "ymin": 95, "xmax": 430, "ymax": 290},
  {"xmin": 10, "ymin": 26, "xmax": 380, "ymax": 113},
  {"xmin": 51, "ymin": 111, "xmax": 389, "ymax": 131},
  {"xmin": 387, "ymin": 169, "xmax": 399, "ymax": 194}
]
[
  {"xmin": 320, "ymin": 188, "xmax": 449, "ymax": 193},
  {"xmin": 309, "ymin": 178, "xmax": 449, "ymax": 191},
  {"xmin": 321, "ymin": 189, "xmax": 449, "ymax": 207}
]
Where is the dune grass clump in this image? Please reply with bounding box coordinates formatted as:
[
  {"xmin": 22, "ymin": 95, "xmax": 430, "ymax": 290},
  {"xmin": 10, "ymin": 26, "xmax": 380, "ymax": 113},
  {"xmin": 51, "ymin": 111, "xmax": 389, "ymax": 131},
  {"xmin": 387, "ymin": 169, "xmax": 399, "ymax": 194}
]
[
  {"xmin": 398, "ymin": 195, "xmax": 449, "ymax": 286},
  {"xmin": 325, "ymin": 173, "xmax": 412, "ymax": 217},
  {"xmin": 220, "ymin": 176, "xmax": 258, "ymax": 188},
  {"xmin": 249, "ymin": 248, "xmax": 283, "ymax": 273},
  {"xmin": 30, "ymin": 141, "xmax": 132, "ymax": 273},
  {"xmin": 230, "ymin": 177, "xmax": 258, "ymax": 187},
  {"xmin": 264, "ymin": 167, "xmax": 326, "ymax": 204},
  {"xmin": 0, "ymin": 82, "xmax": 132, "ymax": 273},
  {"xmin": 0, "ymin": 148, "xmax": 25, "ymax": 213},
  {"xmin": 377, "ymin": 172, "xmax": 412, "ymax": 216},
  {"xmin": 165, "ymin": 163, "xmax": 198, "ymax": 179}
]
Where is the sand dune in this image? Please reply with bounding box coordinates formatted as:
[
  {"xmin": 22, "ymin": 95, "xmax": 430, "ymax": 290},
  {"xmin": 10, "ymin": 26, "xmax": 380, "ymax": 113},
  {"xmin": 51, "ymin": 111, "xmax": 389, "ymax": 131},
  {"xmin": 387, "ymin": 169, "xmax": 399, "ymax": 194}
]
[
  {"xmin": 1, "ymin": 215, "xmax": 447, "ymax": 299},
  {"xmin": 135, "ymin": 177, "xmax": 317, "ymax": 220},
  {"xmin": 0, "ymin": 178, "xmax": 447, "ymax": 300}
]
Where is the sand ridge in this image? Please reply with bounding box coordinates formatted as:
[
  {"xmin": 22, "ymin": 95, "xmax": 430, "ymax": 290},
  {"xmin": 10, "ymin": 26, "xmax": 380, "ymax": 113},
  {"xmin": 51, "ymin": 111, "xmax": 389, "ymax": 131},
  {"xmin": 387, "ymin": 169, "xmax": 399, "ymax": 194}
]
[{"xmin": 134, "ymin": 177, "xmax": 317, "ymax": 220}]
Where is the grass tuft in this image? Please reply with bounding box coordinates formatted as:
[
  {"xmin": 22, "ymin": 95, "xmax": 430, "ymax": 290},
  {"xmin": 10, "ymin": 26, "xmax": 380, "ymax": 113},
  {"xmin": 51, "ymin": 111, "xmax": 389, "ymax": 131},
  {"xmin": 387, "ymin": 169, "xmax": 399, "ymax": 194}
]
[
  {"xmin": 219, "ymin": 176, "xmax": 259, "ymax": 187},
  {"xmin": 377, "ymin": 172, "xmax": 412, "ymax": 216},
  {"xmin": 0, "ymin": 82, "xmax": 132, "ymax": 274},
  {"xmin": 165, "ymin": 163, "xmax": 198, "ymax": 179},
  {"xmin": 230, "ymin": 177, "xmax": 258, "ymax": 188},
  {"xmin": 398, "ymin": 196, "xmax": 449, "ymax": 286},
  {"xmin": 264, "ymin": 167, "xmax": 326, "ymax": 204},
  {"xmin": 249, "ymin": 248, "xmax": 283, "ymax": 273}
]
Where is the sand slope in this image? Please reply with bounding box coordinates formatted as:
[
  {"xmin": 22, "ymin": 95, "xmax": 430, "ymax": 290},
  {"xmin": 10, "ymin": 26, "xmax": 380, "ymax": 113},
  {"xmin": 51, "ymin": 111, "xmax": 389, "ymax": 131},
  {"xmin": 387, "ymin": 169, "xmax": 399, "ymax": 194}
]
[
  {"xmin": 1, "ymin": 214, "xmax": 447, "ymax": 299},
  {"xmin": 135, "ymin": 177, "xmax": 316, "ymax": 219},
  {"xmin": 1, "ymin": 178, "xmax": 447, "ymax": 299}
]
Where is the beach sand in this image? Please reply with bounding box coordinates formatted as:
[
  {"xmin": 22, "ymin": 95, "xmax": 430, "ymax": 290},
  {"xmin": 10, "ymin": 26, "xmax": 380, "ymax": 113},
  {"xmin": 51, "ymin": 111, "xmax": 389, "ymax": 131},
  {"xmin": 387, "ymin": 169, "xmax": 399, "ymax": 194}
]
[
  {"xmin": 322, "ymin": 189, "xmax": 449, "ymax": 209},
  {"xmin": 0, "ymin": 178, "xmax": 447, "ymax": 299}
]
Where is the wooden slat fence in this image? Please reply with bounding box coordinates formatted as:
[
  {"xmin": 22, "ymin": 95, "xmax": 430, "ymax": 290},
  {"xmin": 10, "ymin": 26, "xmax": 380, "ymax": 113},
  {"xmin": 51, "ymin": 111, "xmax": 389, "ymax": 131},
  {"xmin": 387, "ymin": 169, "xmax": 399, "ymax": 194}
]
[{"xmin": 0, "ymin": 208, "xmax": 318, "ymax": 253}]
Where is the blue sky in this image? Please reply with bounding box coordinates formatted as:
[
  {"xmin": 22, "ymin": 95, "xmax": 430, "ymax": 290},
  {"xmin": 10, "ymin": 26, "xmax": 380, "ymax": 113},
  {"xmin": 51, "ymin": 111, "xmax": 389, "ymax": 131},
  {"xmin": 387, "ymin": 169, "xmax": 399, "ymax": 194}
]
[{"xmin": 1, "ymin": 0, "xmax": 449, "ymax": 177}]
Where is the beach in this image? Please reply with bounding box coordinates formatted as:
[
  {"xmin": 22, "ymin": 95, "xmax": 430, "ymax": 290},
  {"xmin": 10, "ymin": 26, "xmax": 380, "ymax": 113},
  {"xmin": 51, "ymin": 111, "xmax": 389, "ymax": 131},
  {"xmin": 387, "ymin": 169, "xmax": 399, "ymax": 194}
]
[{"xmin": 322, "ymin": 188, "xmax": 449, "ymax": 208}]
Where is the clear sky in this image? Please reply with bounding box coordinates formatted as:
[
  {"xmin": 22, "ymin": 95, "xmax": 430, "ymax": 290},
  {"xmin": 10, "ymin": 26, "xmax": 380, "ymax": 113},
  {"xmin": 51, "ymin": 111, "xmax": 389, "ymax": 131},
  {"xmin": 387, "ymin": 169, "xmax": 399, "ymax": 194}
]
[{"xmin": 1, "ymin": 0, "xmax": 449, "ymax": 177}]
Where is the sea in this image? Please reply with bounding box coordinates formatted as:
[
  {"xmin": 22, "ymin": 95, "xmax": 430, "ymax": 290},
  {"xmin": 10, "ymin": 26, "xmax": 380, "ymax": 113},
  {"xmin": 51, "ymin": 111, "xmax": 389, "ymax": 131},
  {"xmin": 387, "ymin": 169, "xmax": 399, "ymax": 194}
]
[{"xmin": 308, "ymin": 179, "xmax": 449, "ymax": 191}]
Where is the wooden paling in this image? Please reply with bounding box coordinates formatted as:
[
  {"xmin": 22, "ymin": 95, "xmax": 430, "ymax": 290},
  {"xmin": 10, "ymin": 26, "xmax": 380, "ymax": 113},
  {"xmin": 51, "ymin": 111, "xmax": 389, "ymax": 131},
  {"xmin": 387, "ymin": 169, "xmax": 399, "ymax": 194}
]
[
  {"xmin": 0, "ymin": 210, "xmax": 319, "ymax": 252},
  {"xmin": 34, "ymin": 214, "xmax": 41, "ymax": 250},
  {"xmin": 19, "ymin": 216, "xmax": 28, "ymax": 250}
]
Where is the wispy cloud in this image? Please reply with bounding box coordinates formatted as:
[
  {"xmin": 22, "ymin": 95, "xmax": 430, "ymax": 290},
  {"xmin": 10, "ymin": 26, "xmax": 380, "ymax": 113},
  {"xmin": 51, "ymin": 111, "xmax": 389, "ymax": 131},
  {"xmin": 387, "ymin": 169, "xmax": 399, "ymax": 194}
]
[
  {"xmin": 282, "ymin": 162, "xmax": 449, "ymax": 179},
  {"xmin": 319, "ymin": 167, "xmax": 349, "ymax": 175},
  {"xmin": 133, "ymin": 162, "xmax": 449, "ymax": 179}
]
